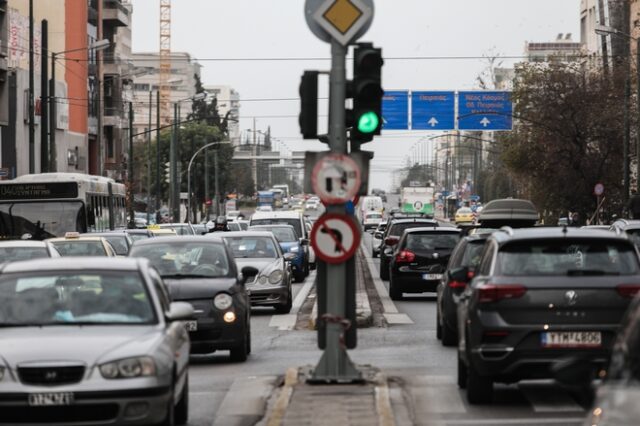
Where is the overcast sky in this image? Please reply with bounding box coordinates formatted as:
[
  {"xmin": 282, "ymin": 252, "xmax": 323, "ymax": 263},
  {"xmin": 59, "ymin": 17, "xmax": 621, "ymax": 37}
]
[{"xmin": 130, "ymin": 0, "xmax": 580, "ymax": 192}]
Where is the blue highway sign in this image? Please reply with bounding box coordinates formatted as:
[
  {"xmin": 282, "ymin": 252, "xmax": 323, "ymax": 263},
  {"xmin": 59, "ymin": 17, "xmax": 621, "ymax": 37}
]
[
  {"xmin": 382, "ymin": 91, "xmax": 409, "ymax": 130},
  {"xmin": 411, "ymin": 91, "xmax": 455, "ymax": 130},
  {"xmin": 458, "ymin": 91, "xmax": 512, "ymax": 131}
]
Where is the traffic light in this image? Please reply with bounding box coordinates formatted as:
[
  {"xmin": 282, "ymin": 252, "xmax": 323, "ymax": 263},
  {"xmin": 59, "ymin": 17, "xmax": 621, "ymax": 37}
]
[
  {"xmin": 164, "ymin": 162, "xmax": 171, "ymax": 183},
  {"xmin": 349, "ymin": 43, "xmax": 383, "ymax": 144},
  {"xmin": 299, "ymin": 71, "xmax": 319, "ymax": 139}
]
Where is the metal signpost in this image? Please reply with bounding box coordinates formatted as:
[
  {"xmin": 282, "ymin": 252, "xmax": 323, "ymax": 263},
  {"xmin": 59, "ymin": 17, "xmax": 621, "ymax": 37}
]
[
  {"xmin": 304, "ymin": 0, "xmax": 376, "ymax": 383},
  {"xmin": 411, "ymin": 91, "xmax": 456, "ymax": 130},
  {"xmin": 457, "ymin": 91, "xmax": 513, "ymax": 131},
  {"xmin": 382, "ymin": 91, "xmax": 409, "ymax": 130}
]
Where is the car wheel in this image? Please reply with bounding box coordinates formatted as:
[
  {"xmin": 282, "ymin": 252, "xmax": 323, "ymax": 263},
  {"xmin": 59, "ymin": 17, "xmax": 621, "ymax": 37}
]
[
  {"xmin": 380, "ymin": 258, "xmax": 390, "ymax": 280},
  {"xmin": 293, "ymin": 268, "xmax": 306, "ymax": 283},
  {"xmin": 441, "ymin": 320, "xmax": 457, "ymax": 347},
  {"xmin": 466, "ymin": 363, "xmax": 493, "ymax": 404},
  {"xmin": 304, "ymin": 260, "xmax": 310, "ymax": 277},
  {"xmin": 275, "ymin": 290, "xmax": 293, "ymax": 314},
  {"xmin": 229, "ymin": 330, "xmax": 249, "ymax": 362},
  {"xmin": 457, "ymin": 351, "xmax": 467, "ymax": 389},
  {"xmin": 389, "ymin": 275, "xmax": 402, "ymax": 300},
  {"xmin": 372, "ymin": 250, "xmax": 377, "ymax": 258},
  {"xmin": 436, "ymin": 310, "xmax": 442, "ymax": 340},
  {"xmin": 174, "ymin": 374, "xmax": 189, "ymax": 425}
]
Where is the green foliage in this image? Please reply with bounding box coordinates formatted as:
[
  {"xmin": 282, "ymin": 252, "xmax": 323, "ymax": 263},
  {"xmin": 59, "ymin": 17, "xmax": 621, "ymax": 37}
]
[{"xmin": 401, "ymin": 163, "xmax": 436, "ymax": 188}]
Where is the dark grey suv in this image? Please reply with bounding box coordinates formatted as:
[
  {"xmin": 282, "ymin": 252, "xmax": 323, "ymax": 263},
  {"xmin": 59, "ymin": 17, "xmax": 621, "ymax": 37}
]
[{"xmin": 456, "ymin": 227, "xmax": 640, "ymax": 404}]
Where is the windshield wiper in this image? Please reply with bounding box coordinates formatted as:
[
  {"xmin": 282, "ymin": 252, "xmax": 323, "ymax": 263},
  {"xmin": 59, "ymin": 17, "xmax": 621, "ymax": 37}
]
[
  {"xmin": 161, "ymin": 273, "xmax": 217, "ymax": 279},
  {"xmin": 566, "ymin": 269, "xmax": 619, "ymax": 276}
]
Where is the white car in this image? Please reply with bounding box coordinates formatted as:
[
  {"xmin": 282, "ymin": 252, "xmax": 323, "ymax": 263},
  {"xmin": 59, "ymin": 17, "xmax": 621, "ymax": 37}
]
[
  {"xmin": 305, "ymin": 200, "xmax": 319, "ymax": 210},
  {"xmin": 226, "ymin": 210, "xmax": 244, "ymax": 221},
  {"xmin": 362, "ymin": 211, "xmax": 383, "ymax": 231}
]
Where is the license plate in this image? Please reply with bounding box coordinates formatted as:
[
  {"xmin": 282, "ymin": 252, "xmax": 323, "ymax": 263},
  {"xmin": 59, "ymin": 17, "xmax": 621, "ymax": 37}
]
[
  {"xmin": 541, "ymin": 331, "xmax": 602, "ymax": 348},
  {"xmin": 28, "ymin": 392, "xmax": 74, "ymax": 406},
  {"xmin": 422, "ymin": 273, "xmax": 442, "ymax": 280},
  {"xmin": 185, "ymin": 320, "xmax": 198, "ymax": 331}
]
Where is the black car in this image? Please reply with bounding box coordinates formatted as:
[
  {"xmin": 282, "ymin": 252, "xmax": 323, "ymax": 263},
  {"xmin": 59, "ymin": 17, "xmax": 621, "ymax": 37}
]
[
  {"xmin": 378, "ymin": 217, "xmax": 439, "ymax": 280},
  {"xmin": 436, "ymin": 233, "xmax": 489, "ymax": 346},
  {"xmin": 388, "ymin": 227, "xmax": 461, "ymax": 300},
  {"xmin": 456, "ymin": 227, "xmax": 640, "ymax": 404},
  {"xmin": 129, "ymin": 236, "xmax": 258, "ymax": 361}
]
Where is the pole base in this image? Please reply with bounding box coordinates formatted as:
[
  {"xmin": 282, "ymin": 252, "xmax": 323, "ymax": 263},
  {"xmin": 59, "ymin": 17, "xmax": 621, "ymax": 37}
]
[{"xmin": 307, "ymin": 347, "xmax": 363, "ymax": 384}]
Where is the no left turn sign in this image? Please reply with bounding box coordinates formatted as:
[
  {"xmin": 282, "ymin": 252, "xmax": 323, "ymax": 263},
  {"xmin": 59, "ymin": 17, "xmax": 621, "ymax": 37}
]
[{"xmin": 310, "ymin": 213, "xmax": 361, "ymax": 264}]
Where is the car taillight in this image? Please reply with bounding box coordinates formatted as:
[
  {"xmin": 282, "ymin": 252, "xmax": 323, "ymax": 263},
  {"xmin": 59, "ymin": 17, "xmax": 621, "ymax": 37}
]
[
  {"xmin": 395, "ymin": 250, "xmax": 415, "ymax": 263},
  {"xmin": 477, "ymin": 284, "xmax": 526, "ymax": 303},
  {"xmin": 448, "ymin": 280, "xmax": 467, "ymax": 289},
  {"xmin": 616, "ymin": 284, "xmax": 640, "ymax": 298}
]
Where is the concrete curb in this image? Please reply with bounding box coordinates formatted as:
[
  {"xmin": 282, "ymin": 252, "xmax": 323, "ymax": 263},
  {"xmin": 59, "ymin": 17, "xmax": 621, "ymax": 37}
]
[
  {"xmin": 264, "ymin": 368, "xmax": 298, "ymax": 426},
  {"xmin": 212, "ymin": 375, "xmax": 279, "ymax": 426},
  {"xmin": 375, "ymin": 373, "xmax": 397, "ymax": 426}
]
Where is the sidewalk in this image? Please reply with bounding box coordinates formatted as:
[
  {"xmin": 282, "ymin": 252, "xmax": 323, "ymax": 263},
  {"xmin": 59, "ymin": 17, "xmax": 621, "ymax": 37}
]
[{"xmin": 258, "ymin": 366, "xmax": 396, "ymax": 426}]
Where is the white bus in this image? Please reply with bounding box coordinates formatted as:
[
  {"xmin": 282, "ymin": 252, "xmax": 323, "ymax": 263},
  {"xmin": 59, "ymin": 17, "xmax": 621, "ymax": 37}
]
[
  {"xmin": 0, "ymin": 173, "xmax": 127, "ymax": 239},
  {"xmin": 272, "ymin": 184, "xmax": 290, "ymax": 205}
]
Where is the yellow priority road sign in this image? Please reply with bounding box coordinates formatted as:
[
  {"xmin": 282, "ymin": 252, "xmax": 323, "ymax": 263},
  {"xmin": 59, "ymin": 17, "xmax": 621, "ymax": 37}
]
[{"xmin": 312, "ymin": 0, "xmax": 373, "ymax": 46}]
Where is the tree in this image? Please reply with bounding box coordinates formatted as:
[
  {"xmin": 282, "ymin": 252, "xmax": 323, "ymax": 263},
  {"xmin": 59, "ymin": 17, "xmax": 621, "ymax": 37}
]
[{"xmin": 500, "ymin": 62, "xmax": 626, "ymax": 223}]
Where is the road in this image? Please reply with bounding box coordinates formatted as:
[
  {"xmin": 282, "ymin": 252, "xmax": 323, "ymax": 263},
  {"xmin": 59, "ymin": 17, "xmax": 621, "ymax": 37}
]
[{"xmin": 186, "ymin": 197, "xmax": 588, "ymax": 426}]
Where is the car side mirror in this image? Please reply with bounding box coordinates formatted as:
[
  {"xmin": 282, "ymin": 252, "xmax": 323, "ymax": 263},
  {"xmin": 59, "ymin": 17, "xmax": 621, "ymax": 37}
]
[
  {"xmin": 241, "ymin": 266, "xmax": 259, "ymax": 285},
  {"xmin": 383, "ymin": 247, "xmax": 394, "ymax": 256},
  {"xmin": 283, "ymin": 252, "xmax": 297, "ymax": 262},
  {"xmin": 385, "ymin": 237, "xmax": 399, "ymax": 246},
  {"xmin": 166, "ymin": 302, "xmax": 195, "ymax": 321},
  {"xmin": 374, "ymin": 232, "xmax": 383, "ymax": 239},
  {"xmin": 299, "ymin": 238, "xmax": 309, "ymax": 246}
]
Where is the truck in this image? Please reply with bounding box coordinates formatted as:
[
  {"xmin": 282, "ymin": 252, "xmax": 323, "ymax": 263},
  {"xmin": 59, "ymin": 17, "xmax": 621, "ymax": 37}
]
[{"xmin": 400, "ymin": 186, "xmax": 435, "ymax": 216}]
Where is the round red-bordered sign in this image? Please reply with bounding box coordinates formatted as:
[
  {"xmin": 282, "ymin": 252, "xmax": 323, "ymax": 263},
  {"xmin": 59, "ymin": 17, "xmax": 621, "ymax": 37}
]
[
  {"xmin": 594, "ymin": 183, "xmax": 604, "ymax": 196},
  {"xmin": 311, "ymin": 153, "xmax": 361, "ymax": 205},
  {"xmin": 310, "ymin": 213, "xmax": 361, "ymax": 264}
]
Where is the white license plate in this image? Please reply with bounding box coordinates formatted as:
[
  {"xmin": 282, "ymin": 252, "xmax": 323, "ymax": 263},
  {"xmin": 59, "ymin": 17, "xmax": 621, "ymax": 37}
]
[
  {"xmin": 28, "ymin": 392, "xmax": 74, "ymax": 406},
  {"xmin": 541, "ymin": 331, "xmax": 602, "ymax": 348},
  {"xmin": 422, "ymin": 273, "xmax": 442, "ymax": 280},
  {"xmin": 185, "ymin": 321, "xmax": 198, "ymax": 331}
]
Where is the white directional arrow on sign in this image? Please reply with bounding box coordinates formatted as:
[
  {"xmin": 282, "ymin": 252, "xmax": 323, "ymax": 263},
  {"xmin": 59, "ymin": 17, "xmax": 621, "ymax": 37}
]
[
  {"xmin": 480, "ymin": 117, "xmax": 491, "ymax": 127},
  {"xmin": 428, "ymin": 117, "xmax": 439, "ymax": 127}
]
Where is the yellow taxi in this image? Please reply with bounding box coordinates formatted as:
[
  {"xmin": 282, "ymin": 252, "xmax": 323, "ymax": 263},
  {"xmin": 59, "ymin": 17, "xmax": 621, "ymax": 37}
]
[
  {"xmin": 454, "ymin": 207, "xmax": 476, "ymax": 225},
  {"xmin": 147, "ymin": 224, "xmax": 178, "ymax": 238},
  {"xmin": 46, "ymin": 232, "xmax": 117, "ymax": 257}
]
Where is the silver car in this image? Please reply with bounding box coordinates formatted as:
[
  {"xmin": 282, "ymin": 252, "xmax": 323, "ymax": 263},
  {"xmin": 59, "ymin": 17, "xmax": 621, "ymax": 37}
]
[
  {"xmin": 0, "ymin": 257, "xmax": 193, "ymax": 425},
  {"xmin": 0, "ymin": 240, "xmax": 60, "ymax": 260}
]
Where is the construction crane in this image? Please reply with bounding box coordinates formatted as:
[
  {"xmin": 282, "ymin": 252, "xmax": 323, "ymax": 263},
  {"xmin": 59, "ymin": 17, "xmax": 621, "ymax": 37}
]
[{"xmin": 159, "ymin": 0, "xmax": 171, "ymax": 124}]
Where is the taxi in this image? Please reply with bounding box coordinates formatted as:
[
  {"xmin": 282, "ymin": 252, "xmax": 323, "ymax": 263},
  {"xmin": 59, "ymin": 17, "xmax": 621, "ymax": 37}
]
[
  {"xmin": 46, "ymin": 232, "xmax": 117, "ymax": 257},
  {"xmin": 147, "ymin": 224, "xmax": 178, "ymax": 238},
  {"xmin": 454, "ymin": 207, "xmax": 475, "ymax": 225}
]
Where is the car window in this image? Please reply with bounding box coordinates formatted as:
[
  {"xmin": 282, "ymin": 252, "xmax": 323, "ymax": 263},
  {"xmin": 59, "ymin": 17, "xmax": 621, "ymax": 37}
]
[
  {"xmin": 0, "ymin": 247, "xmax": 50, "ymax": 261},
  {"xmin": 251, "ymin": 218, "xmax": 302, "ymax": 238},
  {"xmin": 0, "ymin": 271, "xmax": 156, "ymax": 325},
  {"xmin": 130, "ymin": 242, "xmax": 231, "ymax": 277},
  {"xmin": 103, "ymin": 236, "xmax": 129, "ymax": 255},
  {"xmin": 498, "ymin": 239, "xmax": 639, "ymax": 276},
  {"xmin": 149, "ymin": 269, "xmax": 171, "ymax": 312},
  {"xmin": 224, "ymin": 236, "xmax": 279, "ymax": 259},
  {"xmin": 405, "ymin": 233, "xmax": 460, "ymax": 250},
  {"xmin": 461, "ymin": 240, "xmax": 487, "ymax": 268},
  {"xmin": 51, "ymin": 241, "xmax": 107, "ymax": 256},
  {"xmin": 227, "ymin": 222, "xmax": 241, "ymax": 232},
  {"xmin": 390, "ymin": 222, "xmax": 436, "ymax": 237},
  {"xmin": 477, "ymin": 241, "xmax": 496, "ymax": 276},
  {"xmin": 625, "ymin": 229, "xmax": 640, "ymax": 246},
  {"xmin": 250, "ymin": 227, "xmax": 296, "ymax": 242}
]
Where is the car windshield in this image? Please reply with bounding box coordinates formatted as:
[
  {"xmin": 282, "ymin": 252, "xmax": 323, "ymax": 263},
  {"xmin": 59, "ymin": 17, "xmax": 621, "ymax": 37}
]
[
  {"xmin": 224, "ymin": 236, "xmax": 279, "ymax": 259},
  {"xmin": 0, "ymin": 246, "xmax": 49, "ymax": 261},
  {"xmin": 160, "ymin": 224, "xmax": 193, "ymax": 235},
  {"xmin": 227, "ymin": 222, "xmax": 241, "ymax": 232},
  {"xmin": 0, "ymin": 271, "xmax": 156, "ymax": 326},
  {"xmin": 128, "ymin": 233, "xmax": 150, "ymax": 242},
  {"xmin": 102, "ymin": 235, "xmax": 129, "ymax": 255},
  {"xmin": 390, "ymin": 222, "xmax": 436, "ymax": 237},
  {"xmin": 405, "ymin": 232, "xmax": 460, "ymax": 251},
  {"xmin": 50, "ymin": 240, "xmax": 106, "ymax": 256},
  {"xmin": 498, "ymin": 239, "xmax": 640, "ymax": 276},
  {"xmin": 250, "ymin": 227, "xmax": 297, "ymax": 242},
  {"xmin": 130, "ymin": 242, "xmax": 230, "ymax": 277},
  {"xmin": 251, "ymin": 218, "xmax": 302, "ymax": 238},
  {"xmin": 366, "ymin": 213, "xmax": 383, "ymax": 219}
]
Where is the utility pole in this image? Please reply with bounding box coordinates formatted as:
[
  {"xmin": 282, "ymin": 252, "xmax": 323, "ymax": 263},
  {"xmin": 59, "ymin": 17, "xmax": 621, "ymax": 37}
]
[
  {"xmin": 28, "ymin": 0, "xmax": 35, "ymax": 173},
  {"xmin": 49, "ymin": 51, "xmax": 57, "ymax": 172},
  {"xmin": 624, "ymin": 77, "xmax": 630, "ymax": 202},
  {"xmin": 40, "ymin": 19, "xmax": 48, "ymax": 173},
  {"xmin": 636, "ymin": 37, "xmax": 640, "ymax": 192},
  {"xmin": 204, "ymin": 146, "xmax": 209, "ymax": 220},
  {"xmin": 155, "ymin": 90, "xmax": 161, "ymax": 219},
  {"xmin": 147, "ymin": 91, "xmax": 152, "ymax": 224},
  {"xmin": 252, "ymin": 118, "xmax": 257, "ymax": 192},
  {"xmin": 128, "ymin": 102, "xmax": 135, "ymax": 228},
  {"xmin": 171, "ymin": 103, "xmax": 179, "ymax": 221},
  {"xmin": 214, "ymin": 150, "xmax": 219, "ymax": 217}
]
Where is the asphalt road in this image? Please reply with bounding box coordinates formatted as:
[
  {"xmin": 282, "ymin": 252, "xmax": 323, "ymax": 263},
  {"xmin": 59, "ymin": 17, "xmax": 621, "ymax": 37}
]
[{"xmin": 185, "ymin": 198, "xmax": 588, "ymax": 426}]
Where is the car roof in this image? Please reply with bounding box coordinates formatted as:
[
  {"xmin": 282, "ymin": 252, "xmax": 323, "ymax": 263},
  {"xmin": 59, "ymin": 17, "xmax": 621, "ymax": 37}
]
[
  {"xmin": 47, "ymin": 236, "xmax": 106, "ymax": 242},
  {"xmin": 219, "ymin": 231, "xmax": 276, "ymax": 238},
  {"xmin": 390, "ymin": 218, "xmax": 438, "ymax": 225},
  {"xmin": 133, "ymin": 235, "xmax": 225, "ymax": 245},
  {"xmin": 614, "ymin": 219, "xmax": 640, "ymax": 230},
  {"xmin": 477, "ymin": 198, "xmax": 538, "ymax": 223},
  {"xmin": 404, "ymin": 227, "xmax": 461, "ymax": 234},
  {"xmin": 491, "ymin": 226, "xmax": 630, "ymax": 244},
  {"xmin": 0, "ymin": 257, "xmax": 145, "ymax": 273},
  {"xmin": 251, "ymin": 211, "xmax": 302, "ymax": 219},
  {"xmin": 249, "ymin": 224, "xmax": 295, "ymax": 229},
  {"xmin": 0, "ymin": 240, "xmax": 50, "ymax": 248}
]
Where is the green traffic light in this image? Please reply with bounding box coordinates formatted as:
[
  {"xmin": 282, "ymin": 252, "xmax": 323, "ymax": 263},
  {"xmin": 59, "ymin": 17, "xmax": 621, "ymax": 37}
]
[{"xmin": 357, "ymin": 111, "xmax": 379, "ymax": 134}]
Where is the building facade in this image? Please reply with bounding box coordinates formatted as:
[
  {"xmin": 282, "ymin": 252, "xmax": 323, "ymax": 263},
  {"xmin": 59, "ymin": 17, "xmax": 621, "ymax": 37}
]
[{"xmin": 203, "ymin": 85, "xmax": 240, "ymax": 145}]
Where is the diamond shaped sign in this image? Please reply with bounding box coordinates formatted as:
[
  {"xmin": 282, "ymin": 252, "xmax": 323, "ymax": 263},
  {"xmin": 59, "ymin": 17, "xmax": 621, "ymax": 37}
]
[{"xmin": 312, "ymin": 0, "xmax": 373, "ymax": 46}]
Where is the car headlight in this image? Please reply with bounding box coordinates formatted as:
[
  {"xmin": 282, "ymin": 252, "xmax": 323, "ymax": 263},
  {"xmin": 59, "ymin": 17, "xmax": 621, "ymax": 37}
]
[
  {"xmin": 214, "ymin": 293, "xmax": 233, "ymax": 310},
  {"xmin": 268, "ymin": 270, "xmax": 284, "ymax": 284},
  {"xmin": 258, "ymin": 275, "xmax": 268, "ymax": 285},
  {"xmin": 289, "ymin": 246, "xmax": 299, "ymax": 253},
  {"xmin": 100, "ymin": 356, "xmax": 156, "ymax": 379}
]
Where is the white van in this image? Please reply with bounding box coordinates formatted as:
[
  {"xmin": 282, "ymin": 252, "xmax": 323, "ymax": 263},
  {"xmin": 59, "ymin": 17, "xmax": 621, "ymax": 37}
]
[{"xmin": 358, "ymin": 196, "xmax": 384, "ymax": 222}]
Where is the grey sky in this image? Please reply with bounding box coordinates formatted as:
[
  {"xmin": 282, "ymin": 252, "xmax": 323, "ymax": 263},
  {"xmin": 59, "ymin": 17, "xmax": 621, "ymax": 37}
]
[{"xmin": 131, "ymin": 0, "xmax": 580, "ymax": 192}]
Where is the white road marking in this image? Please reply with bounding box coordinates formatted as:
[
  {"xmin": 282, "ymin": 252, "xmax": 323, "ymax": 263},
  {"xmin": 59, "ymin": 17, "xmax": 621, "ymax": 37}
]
[{"xmin": 268, "ymin": 270, "xmax": 316, "ymax": 330}]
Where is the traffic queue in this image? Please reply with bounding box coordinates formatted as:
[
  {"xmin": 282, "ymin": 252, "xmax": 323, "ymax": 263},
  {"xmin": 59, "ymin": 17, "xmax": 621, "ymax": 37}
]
[{"xmin": 373, "ymin": 197, "xmax": 640, "ymax": 424}]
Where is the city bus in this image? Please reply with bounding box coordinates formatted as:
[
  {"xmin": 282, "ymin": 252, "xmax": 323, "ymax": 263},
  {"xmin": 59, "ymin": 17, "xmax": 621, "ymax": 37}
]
[
  {"xmin": 272, "ymin": 184, "xmax": 290, "ymax": 205},
  {"xmin": 0, "ymin": 173, "xmax": 127, "ymax": 240}
]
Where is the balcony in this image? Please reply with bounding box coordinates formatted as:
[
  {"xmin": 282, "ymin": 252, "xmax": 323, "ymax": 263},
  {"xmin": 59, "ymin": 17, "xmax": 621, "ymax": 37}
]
[{"xmin": 103, "ymin": 0, "xmax": 129, "ymax": 28}]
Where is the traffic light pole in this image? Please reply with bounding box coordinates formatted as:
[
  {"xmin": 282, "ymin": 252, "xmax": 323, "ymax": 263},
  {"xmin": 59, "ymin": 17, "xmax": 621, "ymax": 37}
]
[{"xmin": 310, "ymin": 39, "xmax": 361, "ymax": 383}]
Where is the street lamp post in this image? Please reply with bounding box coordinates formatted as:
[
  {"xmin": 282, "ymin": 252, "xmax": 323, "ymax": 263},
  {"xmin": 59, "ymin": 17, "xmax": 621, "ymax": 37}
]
[{"xmin": 187, "ymin": 142, "xmax": 229, "ymax": 224}]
